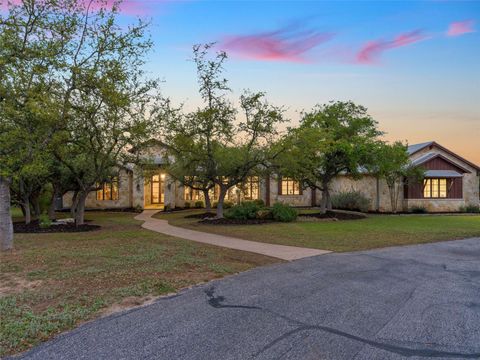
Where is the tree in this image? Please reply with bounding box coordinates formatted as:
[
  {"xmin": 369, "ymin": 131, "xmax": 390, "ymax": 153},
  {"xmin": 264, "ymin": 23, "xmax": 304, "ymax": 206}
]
[
  {"xmin": 276, "ymin": 101, "xmax": 381, "ymax": 213},
  {"xmin": 160, "ymin": 44, "xmax": 284, "ymax": 218},
  {"xmin": 369, "ymin": 141, "xmax": 424, "ymax": 213},
  {"xmin": 0, "ymin": 0, "xmax": 67, "ymax": 249}
]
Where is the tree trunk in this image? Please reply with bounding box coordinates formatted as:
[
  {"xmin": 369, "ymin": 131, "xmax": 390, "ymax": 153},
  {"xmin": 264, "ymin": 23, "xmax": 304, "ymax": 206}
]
[
  {"xmin": 70, "ymin": 190, "xmax": 79, "ymax": 218},
  {"xmin": 216, "ymin": 187, "xmax": 227, "ymax": 218},
  {"xmin": 0, "ymin": 176, "xmax": 14, "ymax": 251},
  {"xmin": 48, "ymin": 187, "xmax": 57, "ymax": 220},
  {"xmin": 326, "ymin": 189, "xmax": 332, "ymax": 211},
  {"xmin": 22, "ymin": 196, "xmax": 31, "ymax": 225},
  {"xmin": 320, "ymin": 183, "xmax": 331, "ymax": 214},
  {"xmin": 388, "ymin": 184, "xmax": 397, "ymax": 213},
  {"xmin": 203, "ymin": 189, "xmax": 212, "ymax": 213},
  {"xmin": 31, "ymin": 194, "xmax": 41, "ymax": 217},
  {"xmin": 74, "ymin": 191, "xmax": 88, "ymax": 226}
]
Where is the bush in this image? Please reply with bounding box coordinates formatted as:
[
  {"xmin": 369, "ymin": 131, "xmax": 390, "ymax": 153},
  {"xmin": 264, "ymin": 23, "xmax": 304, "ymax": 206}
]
[
  {"xmin": 331, "ymin": 191, "xmax": 370, "ymax": 212},
  {"xmin": 184, "ymin": 201, "xmax": 191, "ymax": 209},
  {"xmin": 225, "ymin": 201, "xmax": 262, "ymax": 220},
  {"xmin": 410, "ymin": 206, "xmax": 427, "ymax": 214},
  {"xmin": 39, "ymin": 213, "xmax": 52, "ymax": 228},
  {"xmin": 459, "ymin": 204, "xmax": 480, "ymax": 213},
  {"xmin": 256, "ymin": 208, "xmax": 273, "ymax": 220},
  {"xmin": 271, "ymin": 202, "xmax": 297, "ymax": 222},
  {"xmin": 212, "ymin": 201, "xmax": 234, "ymax": 209},
  {"xmin": 251, "ymin": 199, "xmax": 265, "ymax": 207},
  {"xmin": 194, "ymin": 200, "xmax": 204, "ymax": 208}
]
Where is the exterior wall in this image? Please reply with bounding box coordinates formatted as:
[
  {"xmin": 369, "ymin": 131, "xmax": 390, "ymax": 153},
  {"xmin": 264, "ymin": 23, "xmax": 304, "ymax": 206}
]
[
  {"xmin": 268, "ymin": 176, "xmax": 311, "ymax": 207},
  {"xmin": 62, "ymin": 169, "xmax": 133, "ymax": 209},
  {"xmin": 406, "ymin": 145, "xmax": 479, "ymax": 212}
]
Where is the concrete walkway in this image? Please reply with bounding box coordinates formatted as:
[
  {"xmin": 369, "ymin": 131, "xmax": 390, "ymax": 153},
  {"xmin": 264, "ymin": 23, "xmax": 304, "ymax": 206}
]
[{"xmin": 134, "ymin": 210, "xmax": 330, "ymax": 261}]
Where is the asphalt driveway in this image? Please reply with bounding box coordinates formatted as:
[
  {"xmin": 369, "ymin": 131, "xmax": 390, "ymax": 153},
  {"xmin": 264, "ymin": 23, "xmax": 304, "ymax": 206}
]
[{"xmin": 15, "ymin": 238, "xmax": 480, "ymax": 360}]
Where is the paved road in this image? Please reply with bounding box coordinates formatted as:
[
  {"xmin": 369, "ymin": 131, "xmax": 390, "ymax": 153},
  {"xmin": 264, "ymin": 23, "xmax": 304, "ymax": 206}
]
[{"xmin": 16, "ymin": 238, "xmax": 480, "ymax": 360}]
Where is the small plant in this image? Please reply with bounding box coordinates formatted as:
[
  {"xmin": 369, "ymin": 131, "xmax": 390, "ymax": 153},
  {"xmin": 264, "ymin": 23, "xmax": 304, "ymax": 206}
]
[
  {"xmin": 134, "ymin": 205, "xmax": 143, "ymax": 213},
  {"xmin": 212, "ymin": 200, "xmax": 233, "ymax": 209},
  {"xmin": 410, "ymin": 206, "xmax": 427, "ymax": 214},
  {"xmin": 256, "ymin": 208, "xmax": 273, "ymax": 220},
  {"xmin": 39, "ymin": 213, "xmax": 52, "ymax": 228},
  {"xmin": 251, "ymin": 199, "xmax": 265, "ymax": 207},
  {"xmin": 459, "ymin": 204, "xmax": 480, "ymax": 213},
  {"xmin": 184, "ymin": 201, "xmax": 191, "ymax": 209},
  {"xmin": 163, "ymin": 203, "xmax": 172, "ymax": 212},
  {"xmin": 225, "ymin": 201, "xmax": 262, "ymax": 220},
  {"xmin": 194, "ymin": 200, "xmax": 204, "ymax": 208},
  {"xmin": 271, "ymin": 202, "xmax": 297, "ymax": 222},
  {"xmin": 331, "ymin": 191, "xmax": 370, "ymax": 212}
]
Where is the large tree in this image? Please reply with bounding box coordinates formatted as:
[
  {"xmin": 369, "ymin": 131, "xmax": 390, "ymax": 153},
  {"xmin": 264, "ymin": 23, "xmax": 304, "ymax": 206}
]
[
  {"xmin": 0, "ymin": 0, "xmax": 67, "ymax": 250},
  {"xmin": 160, "ymin": 44, "xmax": 284, "ymax": 218},
  {"xmin": 276, "ymin": 101, "xmax": 381, "ymax": 213}
]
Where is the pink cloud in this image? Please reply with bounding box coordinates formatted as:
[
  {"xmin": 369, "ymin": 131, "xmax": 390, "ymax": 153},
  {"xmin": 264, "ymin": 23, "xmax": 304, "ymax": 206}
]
[
  {"xmin": 220, "ymin": 25, "xmax": 334, "ymax": 63},
  {"xmin": 447, "ymin": 20, "xmax": 475, "ymax": 37},
  {"xmin": 356, "ymin": 30, "xmax": 427, "ymax": 64}
]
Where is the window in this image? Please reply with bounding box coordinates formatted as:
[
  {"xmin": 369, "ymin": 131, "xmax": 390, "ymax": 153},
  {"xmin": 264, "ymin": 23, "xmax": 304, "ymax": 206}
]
[
  {"xmin": 96, "ymin": 177, "xmax": 119, "ymax": 201},
  {"xmin": 280, "ymin": 177, "xmax": 301, "ymax": 195},
  {"xmin": 423, "ymin": 178, "xmax": 447, "ymax": 198},
  {"xmin": 184, "ymin": 186, "xmax": 200, "ymax": 201},
  {"xmin": 151, "ymin": 174, "xmax": 165, "ymax": 204},
  {"xmin": 243, "ymin": 176, "xmax": 259, "ymax": 200}
]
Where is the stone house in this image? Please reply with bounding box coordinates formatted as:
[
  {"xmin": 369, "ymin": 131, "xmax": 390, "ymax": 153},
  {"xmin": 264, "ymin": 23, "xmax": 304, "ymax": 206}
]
[{"xmin": 63, "ymin": 141, "xmax": 480, "ymax": 213}]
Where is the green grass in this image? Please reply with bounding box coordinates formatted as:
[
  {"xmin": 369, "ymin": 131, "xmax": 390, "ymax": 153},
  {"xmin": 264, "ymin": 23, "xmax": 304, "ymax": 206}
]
[
  {"xmin": 0, "ymin": 212, "xmax": 278, "ymax": 357},
  {"xmin": 156, "ymin": 210, "xmax": 480, "ymax": 252}
]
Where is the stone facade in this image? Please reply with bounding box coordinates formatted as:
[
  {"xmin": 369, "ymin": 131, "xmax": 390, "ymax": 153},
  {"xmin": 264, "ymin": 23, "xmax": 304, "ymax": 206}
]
[{"xmin": 62, "ymin": 142, "xmax": 480, "ymax": 213}]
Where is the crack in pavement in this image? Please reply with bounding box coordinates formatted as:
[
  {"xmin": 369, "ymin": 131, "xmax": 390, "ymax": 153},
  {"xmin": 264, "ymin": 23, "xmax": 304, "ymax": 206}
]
[{"xmin": 204, "ymin": 286, "xmax": 480, "ymax": 359}]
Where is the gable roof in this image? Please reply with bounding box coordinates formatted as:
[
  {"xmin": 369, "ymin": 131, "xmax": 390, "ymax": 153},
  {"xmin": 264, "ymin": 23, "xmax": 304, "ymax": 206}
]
[{"xmin": 408, "ymin": 141, "xmax": 480, "ymax": 171}]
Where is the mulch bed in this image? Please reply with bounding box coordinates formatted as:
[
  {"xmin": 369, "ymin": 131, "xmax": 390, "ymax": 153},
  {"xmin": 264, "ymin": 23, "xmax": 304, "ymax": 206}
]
[
  {"xmin": 198, "ymin": 218, "xmax": 275, "ymax": 225},
  {"xmin": 301, "ymin": 210, "xmax": 366, "ymax": 221},
  {"xmin": 184, "ymin": 212, "xmax": 217, "ymax": 219},
  {"xmin": 13, "ymin": 220, "xmax": 101, "ymax": 233}
]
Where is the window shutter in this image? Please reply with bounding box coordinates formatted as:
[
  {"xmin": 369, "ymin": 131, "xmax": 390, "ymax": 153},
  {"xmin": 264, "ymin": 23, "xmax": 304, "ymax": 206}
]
[{"xmin": 278, "ymin": 176, "xmax": 282, "ymax": 195}]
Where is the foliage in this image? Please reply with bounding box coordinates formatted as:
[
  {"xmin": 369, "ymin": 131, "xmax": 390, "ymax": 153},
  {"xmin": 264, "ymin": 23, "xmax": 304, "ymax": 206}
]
[
  {"xmin": 251, "ymin": 199, "xmax": 265, "ymax": 207},
  {"xmin": 184, "ymin": 202, "xmax": 191, "ymax": 209},
  {"xmin": 271, "ymin": 203, "xmax": 297, "ymax": 222},
  {"xmin": 212, "ymin": 201, "xmax": 234, "ymax": 209},
  {"xmin": 159, "ymin": 44, "xmax": 284, "ymax": 218},
  {"xmin": 275, "ymin": 101, "xmax": 381, "ymax": 214},
  {"xmin": 225, "ymin": 201, "xmax": 262, "ymax": 220},
  {"xmin": 38, "ymin": 214, "xmax": 52, "ymax": 229},
  {"xmin": 194, "ymin": 201, "xmax": 204, "ymax": 208},
  {"xmin": 459, "ymin": 205, "xmax": 480, "ymax": 213},
  {"xmin": 410, "ymin": 206, "xmax": 427, "ymax": 214},
  {"xmin": 331, "ymin": 191, "xmax": 371, "ymax": 212}
]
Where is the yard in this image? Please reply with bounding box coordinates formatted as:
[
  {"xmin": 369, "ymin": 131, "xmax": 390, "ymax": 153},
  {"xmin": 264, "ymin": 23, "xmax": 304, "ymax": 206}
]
[
  {"xmin": 156, "ymin": 209, "xmax": 480, "ymax": 252},
  {"xmin": 0, "ymin": 212, "xmax": 278, "ymax": 357}
]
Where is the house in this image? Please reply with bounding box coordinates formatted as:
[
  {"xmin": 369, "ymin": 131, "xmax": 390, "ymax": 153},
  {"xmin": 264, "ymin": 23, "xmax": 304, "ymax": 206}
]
[{"xmin": 62, "ymin": 141, "xmax": 480, "ymax": 213}]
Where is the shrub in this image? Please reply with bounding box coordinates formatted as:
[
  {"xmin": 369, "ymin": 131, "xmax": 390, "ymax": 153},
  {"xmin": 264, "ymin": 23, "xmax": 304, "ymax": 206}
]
[
  {"xmin": 184, "ymin": 201, "xmax": 191, "ymax": 209},
  {"xmin": 251, "ymin": 199, "xmax": 265, "ymax": 207},
  {"xmin": 256, "ymin": 208, "xmax": 273, "ymax": 220},
  {"xmin": 410, "ymin": 206, "xmax": 427, "ymax": 214},
  {"xmin": 213, "ymin": 201, "xmax": 234, "ymax": 209},
  {"xmin": 271, "ymin": 202, "xmax": 297, "ymax": 222},
  {"xmin": 225, "ymin": 201, "xmax": 262, "ymax": 220},
  {"xmin": 194, "ymin": 200, "xmax": 204, "ymax": 208},
  {"xmin": 39, "ymin": 213, "xmax": 52, "ymax": 228},
  {"xmin": 331, "ymin": 191, "xmax": 370, "ymax": 212},
  {"xmin": 459, "ymin": 204, "xmax": 480, "ymax": 213}
]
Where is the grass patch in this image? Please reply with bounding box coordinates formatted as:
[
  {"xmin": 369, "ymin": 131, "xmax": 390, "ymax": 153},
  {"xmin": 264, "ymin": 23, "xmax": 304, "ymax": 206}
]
[
  {"xmin": 156, "ymin": 210, "xmax": 480, "ymax": 252},
  {"xmin": 0, "ymin": 212, "xmax": 278, "ymax": 357}
]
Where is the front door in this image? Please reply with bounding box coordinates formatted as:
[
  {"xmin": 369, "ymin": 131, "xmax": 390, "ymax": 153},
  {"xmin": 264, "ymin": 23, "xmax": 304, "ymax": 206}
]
[{"xmin": 151, "ymin": 174, "xmax": 164, "ymax": 204}]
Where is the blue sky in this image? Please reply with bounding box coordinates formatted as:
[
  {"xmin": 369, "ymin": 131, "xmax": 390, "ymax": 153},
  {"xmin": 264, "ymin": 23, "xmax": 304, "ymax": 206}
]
[{"xmin": 123, "ymin": 1, "xmax": 479, "ymax": 161}]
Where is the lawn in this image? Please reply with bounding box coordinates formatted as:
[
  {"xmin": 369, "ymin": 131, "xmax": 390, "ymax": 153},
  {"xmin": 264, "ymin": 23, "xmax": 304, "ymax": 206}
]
[
  {"xmin": 156, "ymin": 209, "xmax": 480, "ymax": 252},
  {"xmin": 0, "ymin": 212, "xmax": 278, "ymax": 357}
]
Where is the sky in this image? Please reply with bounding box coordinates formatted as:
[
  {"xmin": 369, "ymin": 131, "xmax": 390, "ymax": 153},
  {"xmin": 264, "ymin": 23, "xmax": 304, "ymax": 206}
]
[{"xmin": 7, "ymin": 0, "xmax": 480, "ymax": 163}]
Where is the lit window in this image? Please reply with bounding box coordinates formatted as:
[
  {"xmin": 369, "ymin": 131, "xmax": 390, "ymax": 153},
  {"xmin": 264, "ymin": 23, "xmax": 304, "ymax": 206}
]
[
  {"xmin": 281, "ymin": 177, "xmax": 301, "ymax": 195},
  {"xmin": 243, "ymin": 177, "xmax": 259, "ymax": 200},
  {"xmin": 423, "ymin": 178, "xmax": 447, "ymax": 198},
  {"xmin": 184, "ymin": 186, "xmax": 200, "ymax": 201},
  {"xmin": 96, "ymin": 177, "xmax": 119, "ymax": 201}
]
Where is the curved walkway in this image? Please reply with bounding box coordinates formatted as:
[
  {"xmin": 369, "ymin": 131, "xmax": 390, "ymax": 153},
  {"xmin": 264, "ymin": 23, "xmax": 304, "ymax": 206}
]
[{"xmin": 135, "ymin": 210, "xmax": 330, "ymax": 261}]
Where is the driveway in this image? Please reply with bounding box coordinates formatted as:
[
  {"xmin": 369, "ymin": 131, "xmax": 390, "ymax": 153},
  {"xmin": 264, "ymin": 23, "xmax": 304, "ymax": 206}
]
[{"xmin": 16, "ymin": 238, "xmax": 480, "ymax": 360}]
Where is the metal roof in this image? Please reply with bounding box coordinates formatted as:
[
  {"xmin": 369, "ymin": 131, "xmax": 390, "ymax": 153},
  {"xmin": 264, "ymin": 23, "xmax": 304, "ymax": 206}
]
[
  {"xmin": 424, "ymin": 170, "xmax": 463, "ymax": 178},
  {"xmin": 410, "ymin": 152, "xmax": 437, "ymax": 167},
  {"xmin": 407, "ymin": 141, "xmax": 434, "ymax": 155}
]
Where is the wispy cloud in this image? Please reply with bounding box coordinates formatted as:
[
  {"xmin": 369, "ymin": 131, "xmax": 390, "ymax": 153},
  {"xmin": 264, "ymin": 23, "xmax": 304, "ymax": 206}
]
[
  {"xmin": 356, "ymin": 30, "xmax": 427, "ymax": 64},
  {"xmin": 219, "ymin": 25, "xmax": 334, "ymax": 63},
  {"xmin": 447, "ymin": 20, "xmax": 475, "ymax": 37}
]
